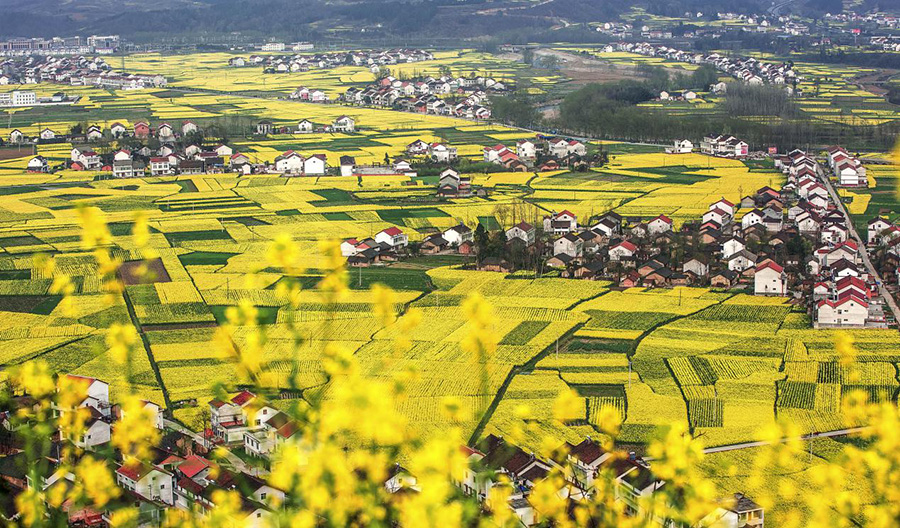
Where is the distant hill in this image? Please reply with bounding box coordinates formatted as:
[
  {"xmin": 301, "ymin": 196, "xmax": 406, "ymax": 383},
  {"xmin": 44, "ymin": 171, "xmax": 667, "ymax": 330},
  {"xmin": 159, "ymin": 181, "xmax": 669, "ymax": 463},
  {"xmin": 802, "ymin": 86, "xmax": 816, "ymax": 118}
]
[{"xmin": 0, "ymin": 0, "xmax": 894, "ymax": 41}]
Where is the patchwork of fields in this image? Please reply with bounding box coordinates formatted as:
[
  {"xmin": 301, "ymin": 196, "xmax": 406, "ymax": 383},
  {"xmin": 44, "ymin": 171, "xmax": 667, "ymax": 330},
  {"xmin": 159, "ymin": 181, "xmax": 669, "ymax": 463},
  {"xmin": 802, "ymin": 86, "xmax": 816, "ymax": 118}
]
[
  {"xmin": 0, "ymin": 49, "xmax": 898, "ymax": 464},
  {"xmin": 0, "ymin": 150, "xmax": 894, "ymax": 451},
  {"xmin": 569, "ymin": 47, "xmax": 900, "ymax": 128}
]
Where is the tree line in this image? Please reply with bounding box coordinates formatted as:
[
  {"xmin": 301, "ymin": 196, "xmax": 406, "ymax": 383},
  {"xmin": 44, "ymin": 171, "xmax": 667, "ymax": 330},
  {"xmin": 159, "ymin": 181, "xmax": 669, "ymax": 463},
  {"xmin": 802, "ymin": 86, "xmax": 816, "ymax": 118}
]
[{"xmin": 554, "ymin": 79, "xmax": 900, "ymax": 152}]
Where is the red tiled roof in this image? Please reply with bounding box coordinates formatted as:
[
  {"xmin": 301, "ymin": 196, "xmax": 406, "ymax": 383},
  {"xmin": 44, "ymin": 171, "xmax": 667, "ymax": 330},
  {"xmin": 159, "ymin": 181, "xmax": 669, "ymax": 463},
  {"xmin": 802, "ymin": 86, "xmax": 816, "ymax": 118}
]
[
  {"xmin": 381, "ymin": 227, "xmax": 403, "ymax": 236},
  {"xmin": 230, "ymin": 390, "xmax": 255, "ymax": 406},
  {"xmin": 756, "ymin": 260, "xmax": 783, "ymax": 273},
  {"xmin": 178, "ymin": 455, "xmax": 210, "ymax": 478},
  {"xmin": 654, "ymin": 214, "xmax": 673, "ymax": 224},
  {"xmin": 836, "ymin": 276, "xmax": 867, "ymax": 291},
  {"xmin": 818, "ymin": 295, "xmax": 868, "ymax": 309},
  {"xmin": 116, "ymin": 463, "xmax": 152, "ymax": 481},
  {"xmin": 460, "ymin": 445, "xmax": 484, "ymax": 457},
  {"xmin": 159, "ymin": 454, "xmax": 185, "ymax": 466},
  {"xmin": 614, "ymin": 240, "xmax": 637, "ymax": 252}
]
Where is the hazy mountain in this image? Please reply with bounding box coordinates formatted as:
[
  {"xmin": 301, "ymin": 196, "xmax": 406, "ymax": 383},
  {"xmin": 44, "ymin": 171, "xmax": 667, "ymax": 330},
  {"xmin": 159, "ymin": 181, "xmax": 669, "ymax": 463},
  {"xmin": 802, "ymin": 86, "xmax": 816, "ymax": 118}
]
[{"xmin": 0, "ymin": 0, "xmax": 887, "ymax": 41}]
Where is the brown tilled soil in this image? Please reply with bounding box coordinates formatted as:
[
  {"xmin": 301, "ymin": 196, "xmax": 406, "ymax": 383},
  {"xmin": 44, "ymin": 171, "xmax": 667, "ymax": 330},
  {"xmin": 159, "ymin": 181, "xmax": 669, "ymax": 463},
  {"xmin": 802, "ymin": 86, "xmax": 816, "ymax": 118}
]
[{"xmin": 0, "ymin": 148, "xmax": 31, "ymax": 161}]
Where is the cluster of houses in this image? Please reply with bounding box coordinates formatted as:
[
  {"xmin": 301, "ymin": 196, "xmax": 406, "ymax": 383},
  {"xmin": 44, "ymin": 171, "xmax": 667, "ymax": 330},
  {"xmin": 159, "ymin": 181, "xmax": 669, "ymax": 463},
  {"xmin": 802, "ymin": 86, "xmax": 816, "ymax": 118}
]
[
  {"xmin": 340, "ymin": 222, "xmax": 477, "ymax": 266},
  {"xmin": 340, "ymin": 74, "xmax": 509, "ymax": 119},
  {"xmin": 593, "ymin": 11, "xmax": 826, "ymax": 41},
  {"xmin": 481, "ymin": 136, "xmax": 588, "ymax": 171},
  {"xmin": 0, "ymin": 379, "xmax": 285, "ymax": 524},
  {"xmin": 436, "ymin": 167, "xmax": 473, "ymax": 198},
  {"xmin": 341, "ymin": 227, "xmax": 410, "ymax": 266},
  {"xmin": 699, "ymin": 135, "xmax": 750, "ymax": 158},
  {"xmin": 459, "ymin": 434, "xmax": 765, "ymax": 527},
  {"xmin": 0, "ymin": 55, "xmax": 165, "ymax": 89},
  {"xmin": 287, "ymin": 86, "xmax": 329, "ymax": 103},
  {"xmin": 228, "ymin": 48, "xmax": 433, "ymax": 73},
  {"xmin": 271, "ymin": 150, "xmax": 328, "ymax": 176},
  {"xmin": 21, "ymin": 120, "xmax": 261, "ymax": 176},
  {"xmin": 826, "ymin": 145, "xmax": 868, "ymax": 187},
  {"xmin": 0, "ymin": 90, "xmax": 79, "ymax": 107},
  {"xmin": 405, "ymin": 139, "xmax": 458, "ymax": 163},
  {"xmin": 472, "ymin": 147, "xmax": 888, "ymax": 328},
  {"xmin": 0, "ymin": 375, "xmax": 764, "ymax": 527},
  {"xmin": 774, "ymin": 149, "xmax": 879, "ymax": 328},
  {"xmin": 871, "ymin": 36, "xmax": 900, "ymax": 51},
  {"xmin": 830, "ymin": 12, "xmax": 900, "ymax": 29},
  {"xmin": 615, "ymin": 42, "xmax": 800, "ymax": 90},
  {"xmin": 255, "ymin": 115, "xmax": 355, "ymax": 135},
  {"xmin": 0, "ymin": 35, "xmax": 119, "ymax": 56}
]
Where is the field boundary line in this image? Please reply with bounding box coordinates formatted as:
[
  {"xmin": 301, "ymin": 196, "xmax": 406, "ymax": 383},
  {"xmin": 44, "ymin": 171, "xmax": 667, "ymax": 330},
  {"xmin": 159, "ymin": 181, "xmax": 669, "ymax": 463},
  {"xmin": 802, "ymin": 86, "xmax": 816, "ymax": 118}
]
[{"xmin": 121, "ymin": 288, "xmax": 173, "ymax": 413}]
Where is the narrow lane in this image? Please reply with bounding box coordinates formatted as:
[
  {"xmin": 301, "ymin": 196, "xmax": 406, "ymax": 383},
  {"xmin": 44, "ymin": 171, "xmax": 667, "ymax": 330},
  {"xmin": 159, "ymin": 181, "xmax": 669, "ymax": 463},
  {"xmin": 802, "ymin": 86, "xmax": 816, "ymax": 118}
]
[{"xmin": 819, "ymin": 165, "xmax": 900, "ymax": 323}]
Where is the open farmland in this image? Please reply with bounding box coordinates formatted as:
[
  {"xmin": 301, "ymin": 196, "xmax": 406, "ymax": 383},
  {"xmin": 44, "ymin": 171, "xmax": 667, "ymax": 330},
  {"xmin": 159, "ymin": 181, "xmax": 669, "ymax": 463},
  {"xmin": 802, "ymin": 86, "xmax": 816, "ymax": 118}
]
[
  {"xmin": 0, "ymin": 63, "xmax": 878, "ymax": 450},
  {"xmin": 0, "ymin": 136, "xmax": 879, "ymax": 452},
  {"xmin": 0, "ymin": 48, "xmax": 898, "ymax": 481},
  {"xmin": 120, "ymin": 49, "xmax": 564, "ymax": 98}
]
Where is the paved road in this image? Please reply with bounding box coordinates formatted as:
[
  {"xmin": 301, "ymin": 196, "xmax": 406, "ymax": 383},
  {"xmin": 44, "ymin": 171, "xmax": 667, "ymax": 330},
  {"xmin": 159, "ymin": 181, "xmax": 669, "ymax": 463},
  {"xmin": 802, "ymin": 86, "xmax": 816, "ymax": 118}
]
[
  {"xmin": 642, "ymin": 426, "xmax": 871, "ymax": 461},
  {"xmin": 163, "ymin": 418, "xmax": 266, "ymax": 476},
  {"xmin": 701, "ymin": 427, "xmax": 870, "ymax": 455},
  {"xmin": 819, "ymin": 166, "xmax": 900, "ymax": 323}
]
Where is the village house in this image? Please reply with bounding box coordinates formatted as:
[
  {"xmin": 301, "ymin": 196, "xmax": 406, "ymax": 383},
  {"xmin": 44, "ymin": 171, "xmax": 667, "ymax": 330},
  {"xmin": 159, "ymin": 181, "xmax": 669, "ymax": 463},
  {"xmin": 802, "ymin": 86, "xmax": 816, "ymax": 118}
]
[
  {"xmin": 427, "ymin": 142, "xmax": 457, "ymax": 163},
  {"xmin": 209, "ymin": 390, "xmax": 260, "ymax": 444},
  {"xmin": 150, "ymin": 157, "xmax": 172, "ymax": 176},
  {"xmin": 304, "ymin": 154, "xmax": 327, "ymax": 175},
  {"xmin": 700, "ymin": 135, "xmax": 749, "ymax": 158},
  {"xmin": 375, "ymin": 227, "xmax": 408, "ymax": 248},
  {"xmin": 647, "ymin": 214, "xmax": 673, "ymax": 235},
  {"xmin": 543, "ymin": 210, "xmax": 578, "ymax": 235},
  {"xmin": 181, "ymin": 120, "xmax": 198, "ymax": 135},
  {"xmin": 700, "ymin": 493, "xmax": 765, "ymax": 528},
  {"xmin": 115, "ymin": 464, "xmax": 175, "ymax": 506},
  {"xmin": 816, "ymin": 295, "xmax": 868, "ymax": 327},
  {"xmin": 683, "ymin": 257, "xmax": 709, "ymax": 278},
  {"xmin": 113, "ymin": 159, "xmax": 146, "ymax": 178},
  {"xmin": 515, "ymin": 139, "xmax": 537, "ymax": 160},
  {"xmin": 134, "ymin": 121, "xmax": 151, "ymax": 138},
  {"xmin": 86, "ymin": 125, "xmax": 103, "ymax": 141},
  {"xmin": 665, "ymin": 139, "xmax": 694, "ymax": 154},
  {"xmin": 609, "ymin": 240, "xmax": 637, "ymax": 262},
  {"xmin": 554, "ymin": 233, "xmax": 584, "ymax": 259},
  {"xmin": 244, "ymin": 411, "xmax": 300, "ymax": 458},
  {"xmin": 256, "ymin": 120, "xmax": 274, "ymax": 135},
  {"xmin": 867, "ymin": 217, "xmax": 892, "ymax": 245},
  {"xmin": 727, "ymin": 250, "xmax": 757, "ymax": 273},
  {"xmin": 110, "ymin": 122, "xmax": 127, "ymax": 137},
  {"xmin": 332, "ymin": 115, "xmax": 355, "ymax": 133},
  {"xmin": 443, "ymin": 224, "xmax": 473, "ymax": 247},
  {"xmin": 437, "ymin": 167, "xmax": 471, "ymax": 197},
  {"xmin": 754, "ymin": 260, "xmax": 786, "ymax": 295},
  {"xmin": 420, "ymin": 234, "xmax": 450, "ymax": 254},
  {"xmin": 505, "ymin": 222, "xmax": 536, "ymax": 246},
  {"xmin": 274, "ymin": 150, "xmax": 304, "ymax": 174}
]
